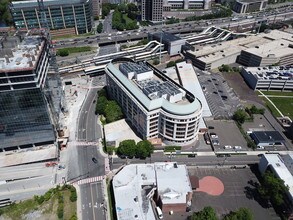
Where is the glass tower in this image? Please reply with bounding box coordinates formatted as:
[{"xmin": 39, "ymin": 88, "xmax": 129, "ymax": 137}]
[{"xmin": 10, "ymin": 0, "xmax": 93, "ymax": 34}]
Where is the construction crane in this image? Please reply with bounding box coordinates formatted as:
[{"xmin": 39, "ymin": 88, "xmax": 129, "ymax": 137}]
[{"xmin": 37, "ymin": 0, "xmax": 65, "ymax": 131}]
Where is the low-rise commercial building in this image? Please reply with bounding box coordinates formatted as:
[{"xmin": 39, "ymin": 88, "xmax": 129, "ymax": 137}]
[
  {"xmin": 250, "ymin": 131, "xmax": 285, "ymax": 147},
  {"xmin": 0, "ymin": 34, "xmax": 55, "ymax": 151},
  {"xmin": 233, "ymin": 0, "xmax": 268, "ymax": 14},
  {"xmin": 10, "ymin": 0, "xmax": 93, "ymax": 35},
  {"xmin": 112, "ymin": 162, "xmax": 192, "ymax": 220},
  {"xmin": 105, "ymin": 57, "xmax": 202, "ymax": 145},
  {"xmin": 241, "ymin": 66, "xmax": 293, "ymax": 90}
]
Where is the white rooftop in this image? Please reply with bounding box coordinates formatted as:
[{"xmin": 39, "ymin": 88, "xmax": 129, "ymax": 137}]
[
  {"xmin": 175, "ymin": 62, "xmax": 212, "ymax": 128},
  {"xmin": 243, "ymin": 66, "xmax": 293, "ymax": 80},
  {"xmin": 0, "ymin": 36, "xmax": 44, "ymax": 72},
  {"xmin": 187, "ymin": 30, "xmax": 293, "ymax": 63},
  {"xmin": 112, "ymin": 162, "xmax": 192, "ymax": 220},
  {"xmin": 262, "ymin": 154, "xmax": 293, "ymax": 201},
  {"xmin": 243, "ymin": 39, "xmax": 293, "ymax": 58}
]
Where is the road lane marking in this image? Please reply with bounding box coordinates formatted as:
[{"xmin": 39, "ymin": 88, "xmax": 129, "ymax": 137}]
[{"xmin": 90, "ymin": 186, "xmax": 96, "ymax": 220}]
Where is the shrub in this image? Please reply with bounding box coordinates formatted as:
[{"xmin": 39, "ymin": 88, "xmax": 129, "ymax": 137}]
[
  {"xmin": 57, "ymin": 203, "xmax": 64, "ymax": 219},
  {"xmin": 166, "ymin": 61, "xmax": 176, "ymax": 68},
  {"xmin": 57, "ymin": 49, "xmax": 69, "ymax": 57},
  {"xmin": 70, "ymin": 191, "xmax": 77, "ymax": 202},
  {"xmin": 153, "ymin": 59, "xmax": 159, "ymax": 65}
]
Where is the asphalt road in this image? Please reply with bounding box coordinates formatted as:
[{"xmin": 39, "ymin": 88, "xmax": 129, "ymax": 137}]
[
  {"xmin": 53, "ymin": 9, "xmax": 293, "ymax": 49},
  {"xmin": 74, "ymin": 77, "xmax": 106, "ymax": 220},
  {"xmin": 80, "ymin": 182, "xmax": 105, "ymax": 220},
  {"xmin": 103, "ymin": 11, "xmax": 114, "ymax": 33}
]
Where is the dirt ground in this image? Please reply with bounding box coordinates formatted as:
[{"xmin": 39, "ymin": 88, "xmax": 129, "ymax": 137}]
[{"xmin": 220, "ymin": 72, "xmax": 262, "ymax": 104}]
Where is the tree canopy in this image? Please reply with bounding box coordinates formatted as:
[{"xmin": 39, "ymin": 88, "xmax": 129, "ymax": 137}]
[
  {"xmin": 117, "ymin": 139, "xmax": 137, "ymax": 158},
  {"xmin": 188, "ymin": 206, "xmax": 218, "ymax": 220},
  {"xmin": 96, "ymin": 22, "xmax": 103, "ymax": 33},
  {"xmin": 95, "ymin": 88, "xmax": 123, "ymax": 123},
  {"xmin": 223, "ymin": 208, "xmax": 253, "ymax": 220},
  {"xmin": 257, "ymin": 170, "xmax": 289, "ymax": 206},
  {"xmin": 0, "ymin": 0, "xmax": 12, "ymax": 25},
  {"xmin": 233, "ymin": 109, "xmax": 247, "ymax": 124},
  {"xmin": 117, "ymin": 140, "xmax": 154, "ymax": 158}
]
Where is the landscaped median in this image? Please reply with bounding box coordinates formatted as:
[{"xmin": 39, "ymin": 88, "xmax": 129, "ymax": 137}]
[
  {"xmin": 56, "ymin": 46, "xmax": 93, "ymax": 57},
  {"xmin": 0, "ymin": 185, "xmax": 77, "ymax": 220}
]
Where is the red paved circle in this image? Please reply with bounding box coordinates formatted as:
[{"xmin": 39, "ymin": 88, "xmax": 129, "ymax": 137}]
[{"xmin": 196, "ymin": 176, "xmax": 224, "ymax": 196}]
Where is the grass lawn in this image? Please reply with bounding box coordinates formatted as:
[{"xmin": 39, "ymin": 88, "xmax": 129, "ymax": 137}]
[
  {"xmin": 258, "ymin": 90, "xmax": 293, "ymax": 97},
  {"xmin": 61, "ymin": 46, "xmax": 92, "ymax": 54},
  {"xmin": 269, "ymin": 97, "xmax": 293, "ymax": 120},
  {"xmin": 0, "ymin": 186, "xmax": 77, "ymax": 220},
  {"xmin": 57, "ymin": 46, "xmax": 92, "ymax": 56},
  {"xmin": 52, "ymin": 32, "xmax": 94, "ymax": 40},
  {"xmin": 261, "ymin": 96, "xmax": 293, "ymax": 120}
]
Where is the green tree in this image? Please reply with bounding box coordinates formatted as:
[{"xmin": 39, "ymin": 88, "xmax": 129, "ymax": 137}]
[
  {"xmin": 97, "ymin": 22, "xmax": 103, "ymax": 33},
  {"xmin": 219, "ymin": 64, "xmax": 231, "ymax": 72},
  {"xmin": 257, "ymin": 170, "xmax": 289, "ymax": 206},
  {"xmin": 117, "ymin": 139, "xmax": 137, "ymax": 158},
  {"xmin": 166, "ymin": 61, "xmax": 176, "ymax": 68},
  {"xmin": 57, "ymin": 49, "xmax": 69, "ymax": 57},
  {"xmin": 223, "ymin": 208, "xmax": 253, "ymax": 220},
  {"xmin": 102, "ymin": 3, "xmax": 111, "ymax": 18},
  {"xmin": 104, "ymin": 100, "xmax": 123, "ymax": 123},
  {"xmin": 189, "ymin": 206, "xmax": 218, "ymax": 220},
  {"xmin": 0, "ymin": 0, "xmax": 12, "ymax": 25},
  {"xmin": 136, "ymin": 140, "xmax": 154, "ymax": 158},
  {"xmin": 233, "ymin": 109, "xmax": 247, "ymax": 124},
  {"xmin": 118, "ymin": 3, "xmax": 128, "ymax": 13},
  {"xmin": 95, "ymin": 96, "xmax": 107, "ymax": 115}
]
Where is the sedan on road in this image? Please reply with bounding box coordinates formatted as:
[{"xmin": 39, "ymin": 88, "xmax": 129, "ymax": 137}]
[{"xmin": 92, "ymin": 157, "xmax": 98, "ymax": 163}]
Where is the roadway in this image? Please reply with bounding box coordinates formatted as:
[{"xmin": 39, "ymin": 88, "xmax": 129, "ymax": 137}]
[
  {"xmin": 53, "ymin": 8, "xmax": 293, "ymax": 49},
  {"xmin": 67, "ymin": 76, "xmax": 105, "ymax": 220},
  {"xmin": 80, "ymin": 182, "xmax": 105, "ymax": 220}
]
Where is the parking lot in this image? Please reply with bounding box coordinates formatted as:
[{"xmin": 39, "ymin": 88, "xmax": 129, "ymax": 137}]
[
  {"xmin": 205, "ymin": 120, "xmax": 248, "ymax": 152},
  {"xmin": 197, "ymin": 71, "xmax": 241, "ymax": 119},
  {"xmin": 164, "ymin": 167, "xmax": 279, "ymax": 220}
]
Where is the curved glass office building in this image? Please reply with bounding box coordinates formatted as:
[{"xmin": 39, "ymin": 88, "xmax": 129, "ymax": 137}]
[
  {"xmin": 10, "ymin": 0, "xmax": 93, "ymax": 35},
  {"xmin": 105, "ymin": 58, "xmax": 202, "ymax": 145}
]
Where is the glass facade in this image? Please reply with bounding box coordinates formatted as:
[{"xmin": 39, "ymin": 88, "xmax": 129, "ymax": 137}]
[
  {"xmin": 10, "ymin": 0, "xmax": 93, "ymax": 34},
  {"xmin": 0, "ymin": 88, "xmax": 55, "ymax": 150}
]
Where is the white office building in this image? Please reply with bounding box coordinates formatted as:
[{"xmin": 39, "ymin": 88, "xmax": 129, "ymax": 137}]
[
  {"xmin": 241, "ymin": 66, "xmax": 293, "ymax": 90},
  {"xmin": 113, "ymin": 162, "xmax": 192, "ymax": 220},
  {"xmin": 105, "ymin": 58, "xmax": 202, "ymax": 145}
]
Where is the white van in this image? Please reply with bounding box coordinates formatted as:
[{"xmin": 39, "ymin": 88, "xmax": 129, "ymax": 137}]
[{"xmin": 156, "ymin": 207, "xmax": 163, "ymax": 219}]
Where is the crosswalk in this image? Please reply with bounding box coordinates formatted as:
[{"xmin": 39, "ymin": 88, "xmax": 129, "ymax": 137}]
[
  {"xmin": 69, "ymin": 141, "xmax": 99, "ymax": 146},
  {"xmin": 76, "ymin": 175, "xmax": 104, "ymax": 185}
]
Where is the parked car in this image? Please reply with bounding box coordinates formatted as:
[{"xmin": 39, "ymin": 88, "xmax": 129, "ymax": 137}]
[
  {"xmin": 210, "ymin": 132, "xmax": 218, "ymax": 139},
  {"xmin": 212, "ymin": 139, "xmax": 220, "ymax": 146},
  {"xmin": 224, "ymin": 145, "xmax": 232, "ymax": 149},
  {"xmin": 234, "ymin": 146, "xmax": 242, "ymax": 150}
]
